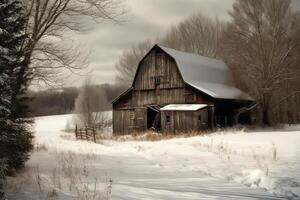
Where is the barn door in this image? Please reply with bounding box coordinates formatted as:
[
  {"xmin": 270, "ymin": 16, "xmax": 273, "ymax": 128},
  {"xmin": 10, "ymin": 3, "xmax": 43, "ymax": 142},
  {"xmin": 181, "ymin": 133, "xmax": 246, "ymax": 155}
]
[
  {"xmin": 147, "ymin": 106, "xmax": 161, "ymax": 131},
  {"xmin": 197, "ymin": 109, "xmax": 209, "ymax": 130},
  {"xmin": 163, "ymin": 111, "xmax": 174, "ymax": 134}
]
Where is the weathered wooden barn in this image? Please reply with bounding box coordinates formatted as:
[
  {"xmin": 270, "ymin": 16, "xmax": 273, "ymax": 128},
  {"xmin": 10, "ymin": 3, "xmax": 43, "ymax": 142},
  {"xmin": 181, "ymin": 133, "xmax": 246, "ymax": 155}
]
[{"xmin": 112, "ymin": 45, "xmax": 255, "ymax": 135}]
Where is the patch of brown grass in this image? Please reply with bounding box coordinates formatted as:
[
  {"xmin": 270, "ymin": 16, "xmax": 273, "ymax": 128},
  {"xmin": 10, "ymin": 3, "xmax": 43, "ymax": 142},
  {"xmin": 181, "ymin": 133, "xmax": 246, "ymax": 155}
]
[
  {"xmin": 114, "ymin": 129, "xmax": 217, "ymax": 142},
  {"xmin": 93, "ymin": 126, "xmax": 246, "ymax": 142}
]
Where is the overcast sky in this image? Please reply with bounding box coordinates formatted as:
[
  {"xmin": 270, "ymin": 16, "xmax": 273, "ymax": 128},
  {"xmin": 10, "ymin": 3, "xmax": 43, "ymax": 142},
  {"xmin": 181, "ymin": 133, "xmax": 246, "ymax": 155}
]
[{"xmin": 65, "ymin": 0, "xmax": 300, "ymax": 87}]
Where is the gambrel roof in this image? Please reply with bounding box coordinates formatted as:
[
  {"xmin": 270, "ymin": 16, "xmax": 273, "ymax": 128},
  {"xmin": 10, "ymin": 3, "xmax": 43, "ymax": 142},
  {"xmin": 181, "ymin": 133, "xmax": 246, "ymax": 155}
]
[{"xmin": 158, "ymin": 45, "xmax": 253, "ymax": 101}]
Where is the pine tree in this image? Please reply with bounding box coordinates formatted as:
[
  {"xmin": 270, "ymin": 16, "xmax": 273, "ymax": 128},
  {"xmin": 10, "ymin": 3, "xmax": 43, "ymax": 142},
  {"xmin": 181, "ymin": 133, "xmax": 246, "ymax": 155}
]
[
  {"xmin": 0, "ymin": 0, "xmax": 33, "ymax": 193},
  {"xmin": 0, "ymin": 61, "xmax": 10, "ymax": 199}
]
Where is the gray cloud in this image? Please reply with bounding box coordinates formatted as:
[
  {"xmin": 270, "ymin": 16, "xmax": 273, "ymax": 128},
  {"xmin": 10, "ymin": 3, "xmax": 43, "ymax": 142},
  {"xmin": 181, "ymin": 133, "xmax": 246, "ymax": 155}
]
[
  {"xmin": 65, "ymin": 0, "xmax": 298, "ymax": 87},
  {"xmin": 292, "ymin": 0, "xmax": 300, "ymax": 10}
]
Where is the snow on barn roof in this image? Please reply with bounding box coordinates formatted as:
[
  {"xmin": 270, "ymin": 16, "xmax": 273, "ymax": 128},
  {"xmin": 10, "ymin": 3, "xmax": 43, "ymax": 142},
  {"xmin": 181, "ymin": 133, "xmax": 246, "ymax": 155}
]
[
  {"xmin": 188, "ymin": 81, "xmax": 253, "ymax": 100},
  {"xmin": 158, "ymin": 45, "xmax": 254, "ymax": 101},
  {"xmin": 160, "ymin": 104, "xmax": 208, "ymax": 111}
]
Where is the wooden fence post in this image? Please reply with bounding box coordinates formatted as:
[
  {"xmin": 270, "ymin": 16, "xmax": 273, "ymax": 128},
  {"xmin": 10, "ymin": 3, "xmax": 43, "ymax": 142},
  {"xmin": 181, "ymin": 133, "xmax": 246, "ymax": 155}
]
[
  {"xmin": 75, "ymin": 124, "xmax": 78, "ymax": 140},
  {"xmin": 93, "ymin": 128, "xmax": 96, "ymax": 143},
  {"xmin": 85, "ymin": 126, "xmax": 88, "ymax": 140}
]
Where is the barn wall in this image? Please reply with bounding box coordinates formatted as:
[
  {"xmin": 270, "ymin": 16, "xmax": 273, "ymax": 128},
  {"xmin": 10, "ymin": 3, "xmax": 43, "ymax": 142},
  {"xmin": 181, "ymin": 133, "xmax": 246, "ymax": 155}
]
[
  {"xmin": 161, "ymin": 111, "xmax": 174, "ymax": 133},
  {"xmin": 113, "ymin": 86, "xmax": 213, "ymax": 109},
  {"xmin": 134, "ymin": 49, "xmax": 185, "ymax": 90},
  {"xmin": 132, "ymin": 89, "xmax": 186, "ymax": 107},
  {"xmin": 113, "ymin": 91, "xmax": 132, "ymax": 110},
  {"xmin": 113, "ymin": 109, "xmax": 132, "ymax": 135},
  {"xmin": 113, "ymin": 108, "xmax": 147, "ymax": 135},
  {"xmin": 185, "ymin": 87, "xmax": 213, "ymax": 104},
  {"xmin": 134, "ymin": 51, "xmax": 155, "ymax": 90},
  {"xmin": 161, "ymin": 108, "xmax": 210, "ymax": 134}
]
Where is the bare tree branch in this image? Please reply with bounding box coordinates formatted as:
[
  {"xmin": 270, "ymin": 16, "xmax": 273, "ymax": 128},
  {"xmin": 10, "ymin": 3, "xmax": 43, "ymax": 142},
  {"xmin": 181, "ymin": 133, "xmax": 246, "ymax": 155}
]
[{"xmin": 20, "ymin": 0, "xmax": 124, "ymax": 87}]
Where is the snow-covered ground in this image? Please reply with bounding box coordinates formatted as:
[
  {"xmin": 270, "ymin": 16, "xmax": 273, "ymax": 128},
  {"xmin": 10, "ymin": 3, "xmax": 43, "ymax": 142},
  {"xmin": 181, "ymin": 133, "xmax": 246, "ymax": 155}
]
[{"xmin": 4, "ymin": 114, "xmax": 300, "ymax": 199}]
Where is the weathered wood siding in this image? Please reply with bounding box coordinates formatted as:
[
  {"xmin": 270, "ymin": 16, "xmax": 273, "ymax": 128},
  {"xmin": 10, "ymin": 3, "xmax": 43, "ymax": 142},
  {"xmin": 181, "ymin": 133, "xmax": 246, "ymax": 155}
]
[
  {"xmin": 113, "ymin": 109, "xmax": 131, "ymax": 134},
  {"xmin": 131, "ymin": 89, "xmax": 186, "ymax": 107},
  {"xmin": 113, "ymin": 88, "xmax": 213, "ymax": 109},
  {"xmin": 113, "ymin": 91, "xmax": 132, "ymax": 110},
  {"xmin": 161, "ymin": 108, "xmax": 209, "ymax": 133},
  {"xmin": 185, "ymin": 86, "xmax": 212, "ymax": 104},
  {"xmin": 113, "ymin": 46, "xmax": 215, "ymax": 135},
  {"xmin": 134, "ymin": 49, "xmax": 185, "ymax": 90},
  {"xmin": 113, "ymin": 108, "xmax": 147, "ymax": 135}
]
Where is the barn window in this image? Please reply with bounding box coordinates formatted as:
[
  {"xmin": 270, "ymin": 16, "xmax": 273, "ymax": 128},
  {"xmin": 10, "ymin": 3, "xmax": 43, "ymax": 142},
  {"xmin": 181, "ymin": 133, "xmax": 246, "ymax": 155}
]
[
  {"xmin": 130, "ymin": 111, "xmax": 135, "ymax": 120},
  {"xmin": 198, "ymin": 115, "xmax": 202, "ymax": 121},
  {"xmin": 166, "ymin": 115, "xmax": 170, "ymax": 123},
  {"xmin": 155, "ymin": 77, "xmax": 161, "ymax": 86}
]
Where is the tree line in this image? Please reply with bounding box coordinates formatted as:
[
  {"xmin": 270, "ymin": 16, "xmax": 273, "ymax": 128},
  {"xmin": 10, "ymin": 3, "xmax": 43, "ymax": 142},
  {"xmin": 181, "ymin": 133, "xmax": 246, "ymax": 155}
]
[
  {"xmin": 27, "ymin": 83, "xmax": 126, "ymax": 117},
  {"xmin": 115, "ymin": 0, "xmax": 300, "ymax": 126}
]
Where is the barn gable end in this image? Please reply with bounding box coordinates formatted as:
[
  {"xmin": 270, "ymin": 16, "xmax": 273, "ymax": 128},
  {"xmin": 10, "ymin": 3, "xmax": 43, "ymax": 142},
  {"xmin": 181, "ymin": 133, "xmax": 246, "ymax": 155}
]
[{"xmin": 133, "ymin": 46, "xmax": 185, "ymax": 91}]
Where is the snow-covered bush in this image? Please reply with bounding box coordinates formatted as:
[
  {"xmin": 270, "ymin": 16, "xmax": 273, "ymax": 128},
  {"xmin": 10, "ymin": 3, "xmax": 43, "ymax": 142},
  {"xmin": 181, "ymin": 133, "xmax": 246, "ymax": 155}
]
[{"xmin": 73, "ymin": 78, "xmax": 108, "ymax": 128}]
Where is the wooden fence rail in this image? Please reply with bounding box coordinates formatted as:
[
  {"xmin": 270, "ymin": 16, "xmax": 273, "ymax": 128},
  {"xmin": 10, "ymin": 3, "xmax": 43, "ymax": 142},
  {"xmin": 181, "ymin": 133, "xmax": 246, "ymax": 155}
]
[
  {"xmin": 74, "ymin": 120, "xmax": 112, "ymax": 143},
  {"xmin": 75, "ymin": 125, "xmax": 97, "ymax": 143}
]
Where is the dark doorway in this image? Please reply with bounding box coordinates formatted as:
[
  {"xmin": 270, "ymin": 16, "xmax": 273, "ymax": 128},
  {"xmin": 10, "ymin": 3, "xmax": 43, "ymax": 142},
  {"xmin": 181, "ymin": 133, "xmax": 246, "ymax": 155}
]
[
  {"xmin": 214, "ymin": 100, "xmax": 253, "ymax": 127},
  {"xmin": 147, "ymin": 106, "xmax": 161, "ymax": 131},
  {"xmin": 214, "ymin": 100, "xmax": 239, "ymax": 127},
  {"xmin": 238, "ymin": 112, "xmax": 252, "ymax": 124}
]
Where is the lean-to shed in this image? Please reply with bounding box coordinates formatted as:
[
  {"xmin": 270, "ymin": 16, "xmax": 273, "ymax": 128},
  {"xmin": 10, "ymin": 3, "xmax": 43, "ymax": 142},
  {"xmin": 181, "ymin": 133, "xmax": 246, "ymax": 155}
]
[{"xmin": 160, "ymin": 104, "xmax": 212, "ymax": 133}]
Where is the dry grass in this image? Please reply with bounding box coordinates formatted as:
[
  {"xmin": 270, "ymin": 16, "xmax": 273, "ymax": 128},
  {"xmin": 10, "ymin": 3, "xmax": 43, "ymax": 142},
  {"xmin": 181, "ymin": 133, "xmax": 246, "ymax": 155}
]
[
  {"xmin": 114, "ymin": 130, "xmax": 215, "ymax": 142},
  {"xmin": 113, "ymin": 126, "xmax": 247, "ymax": 142},
  {"xmin": 95, "ymin": 131, "xmax": 113, "ymax": 140},
  {"xmin": 34, "ymin": 143, "xmax": 48, "ymax": 152},
  {"xmin": 69, "ymin": 124, "xmax": 243, "ymax": 143},
  {"xmin": 55, "ymin": 152, "xmax": 110, "ymax": 200},
  {"xmin": 4, "ymin": 172, "xmax": 33, "ymax": 194},
  {"xmin": 4, "ymin": 151, "xmax": 111, "ymax": 200}
]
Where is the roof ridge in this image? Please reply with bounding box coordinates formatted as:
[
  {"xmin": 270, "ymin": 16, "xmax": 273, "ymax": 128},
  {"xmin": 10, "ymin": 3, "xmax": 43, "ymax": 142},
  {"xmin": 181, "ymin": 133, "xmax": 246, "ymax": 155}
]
[{"xmin": 156, "ymin": 44, "xmax": 224, "ymax": 63}]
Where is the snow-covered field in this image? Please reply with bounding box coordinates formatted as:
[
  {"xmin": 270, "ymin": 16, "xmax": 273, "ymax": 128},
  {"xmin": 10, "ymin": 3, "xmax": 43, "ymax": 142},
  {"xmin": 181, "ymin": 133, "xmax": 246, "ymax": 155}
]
[{"xmin": 4, "ymin": 114, "xmax": 300, "ymax": 200}]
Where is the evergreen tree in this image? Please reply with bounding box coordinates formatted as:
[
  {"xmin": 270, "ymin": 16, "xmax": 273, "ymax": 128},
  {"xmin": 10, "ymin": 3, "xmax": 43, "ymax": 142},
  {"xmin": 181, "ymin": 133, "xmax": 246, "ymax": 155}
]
[
  {"xmin": 0, "ymin": 56, "xmax": 10, "ymax": 199},
  {"xmin": 0, "ymin": 0, "xmax": 33, "ymax": 194}
]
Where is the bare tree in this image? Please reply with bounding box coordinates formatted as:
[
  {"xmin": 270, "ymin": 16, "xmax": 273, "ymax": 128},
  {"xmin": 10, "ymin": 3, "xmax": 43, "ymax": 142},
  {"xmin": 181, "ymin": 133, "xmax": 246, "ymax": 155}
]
[
  {"xmin": 161, "ymin": 13, "xmax": 224, "ymax": 58},
  {"xmin": 74, "ymin": 78, "xmax": 108, "ymax": 127},
  {"xmin": 221, "ymin": 0, "xmax": 300, "ymax": 125},
  {"xmin": 115, "ymin": 40, "xmax": 152, "ymax": 85},
  {"xmin": 6, "ymin": 0, "xmax": 123, "ymax": 126},
  {"xmin": 8, "ymin": 0, "xmax": 124, "ymax": 106},
  {"xmin": 22, "ymin": 0, "xmax": 123, "ymax": 81}
]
